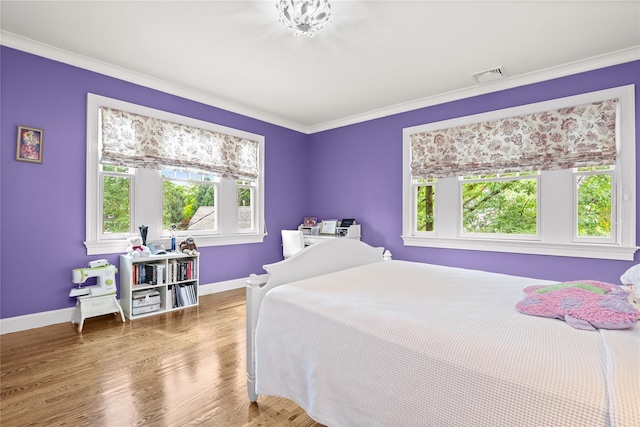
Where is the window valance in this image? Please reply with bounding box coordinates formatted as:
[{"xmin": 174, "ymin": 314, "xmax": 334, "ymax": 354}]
[
  {"xmin": 410, "ymin": 99, "xmax": 618, "ymax": 179},
  {"xmin": 100, "ymin": 107, "xmax": 259, "ymax": 180}
]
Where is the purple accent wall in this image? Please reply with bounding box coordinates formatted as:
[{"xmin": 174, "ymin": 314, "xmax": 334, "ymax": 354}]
[
  {"xmin": 1, "ymin": 46, "xmax": 638, "ymax": 320},
  {"xmin": 308, "ymin": 60, "xmax": 640, "ymax": 284},
  {"xmin": 0, "ymin": 47, "xmax": 308, "ymax": 318}
]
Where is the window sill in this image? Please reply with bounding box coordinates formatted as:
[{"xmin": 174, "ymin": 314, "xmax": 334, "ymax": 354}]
[
  {"xmin": 85, "ymin": 233, "xmax": 266, "ymax": 255},
  {"xmin": 401, "ymin": 236, "xmax": 638, "ymax": 261}
]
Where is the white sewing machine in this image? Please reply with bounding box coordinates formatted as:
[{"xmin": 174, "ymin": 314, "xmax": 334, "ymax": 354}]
[
  {"xmin": 70, "ymin": 259, "xmax": 125, "ymax": 332},
  {"xmin": 70, "ymin": 259, "xmax": 117, "ymax": 297}
]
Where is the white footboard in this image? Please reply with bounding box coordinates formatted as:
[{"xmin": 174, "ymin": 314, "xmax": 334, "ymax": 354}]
[{"xmin": 246, "ymin": 239, "xmax": 387, "ymax": 401}]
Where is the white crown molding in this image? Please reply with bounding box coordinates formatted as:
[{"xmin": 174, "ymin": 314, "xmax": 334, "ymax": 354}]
[
  {"xmin": 2, "ymin": 31, "xmax": 638, "ymax": 134},
  {"xmin": 309, "ymin": 46, "xmax": 640, "ymax": 133},
  {"xmin": 0, "ymin": 31, "xmax": 311, "ymax": 134}
]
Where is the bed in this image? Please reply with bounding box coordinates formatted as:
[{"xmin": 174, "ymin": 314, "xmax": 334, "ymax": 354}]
[{"xmin": 246, "ymin": 239, "xmax": 639, "ymax": 427}]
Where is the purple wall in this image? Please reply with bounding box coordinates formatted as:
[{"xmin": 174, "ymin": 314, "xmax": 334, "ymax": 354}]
[
  {"xmin": 1, "ymin": 46, "xmax": 638, "ymax": 319},
  {"xmin": 308, "ymin": 61, "xmax": 640, "ymax": 284},
  {"xmin": 1, "ymin": 47, "xmax": 308, "ymax": 318}
]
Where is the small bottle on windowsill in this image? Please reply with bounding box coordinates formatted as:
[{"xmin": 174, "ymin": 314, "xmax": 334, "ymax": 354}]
[{"xmin": 170, "ymin": 224, "xmax": 177, "ymax": 252}]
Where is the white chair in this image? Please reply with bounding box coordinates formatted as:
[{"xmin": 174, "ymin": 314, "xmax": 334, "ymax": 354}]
[{"xmin": 281, "ymin": 230, "xmax": 305, "ymax": 259}]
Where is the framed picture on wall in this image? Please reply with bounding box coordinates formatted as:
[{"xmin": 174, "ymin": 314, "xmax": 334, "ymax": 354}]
[
  {"xmin": 16, "ymin": 126, "xmax": 44, "ymax": 163},
  {"xmin": 321, "ymin": 219, "xmax": 338, "ymax": 235}
]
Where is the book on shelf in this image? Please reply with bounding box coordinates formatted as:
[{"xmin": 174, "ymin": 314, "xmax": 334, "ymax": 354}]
[
  {"xmin": 156, "ymin": 264, "xmax": 164, "ymax": 285},
  {"xmin": 170, "ymin": 283, "xmax": 197, "ymax": 308},
  {"xmin": 178, "ymin": 259, "xmax": 196, "ymax": 281},
  {"xmin": 172, "ymin": 285, "xmax": 179, "ymax": 307},
  {"xmin": 179, "ymin": 285, "xmax": 189, "ymax": 307},
  {"xmin": 165, "ymin": 258, "xmax": 196, "ymax": 283},
  {"xmin": 132, "ymin": 262, "xmax": 167, "ymax": 286},
  {"xmin": 167, "ymin": 259, "xmax": 175, "ymax": 283},
  {"xmin": 188, "ymin": 284, "xmax": 196, "ymax": 303}
]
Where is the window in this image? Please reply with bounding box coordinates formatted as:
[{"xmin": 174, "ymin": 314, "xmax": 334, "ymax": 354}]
[
  {"xmin": 85, "ymin": 94, "xmax": 265, "ymax": 255},
  {"xmin": 414, "ymin": 178, "xmax": 436, "ymax": 232},
  {"xmin": 460, "ymin": 172, "xmax": 539, "ymax": 238},
  {"xmin": 161, "ymin": 170, "xmax": 218, "ymax": 232},
  {"xmin": 237, "ymin": 180, "xmax": 255, "ymax": 231},
  {"xmin": 100, "ymin": 165, "xmax": 133, "ymax": 237},
  {"xmin": 574, "ymin": 166, "xmax": 614, "ymax": 242},
  {"xmin": 402, "ymin": 86, "xmax": 636, "ymax": 260}
]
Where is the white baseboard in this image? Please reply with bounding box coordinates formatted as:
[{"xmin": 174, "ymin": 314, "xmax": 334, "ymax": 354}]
[
  {"xmin": 0, "ymin": 307, "xmax": 76, "ymax": 335},
  {"xmin": 198, "ymin": 277, "xmax": 247, "ymax": 296},
  {"xmin": 1, "ymin": 278, "xmax": 249, "ymax": 335}
]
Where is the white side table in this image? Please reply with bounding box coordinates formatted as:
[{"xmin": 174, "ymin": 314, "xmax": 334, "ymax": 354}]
[{"xmin": 71, "ymin": 294, "xmax": 125, "ymax": 332}]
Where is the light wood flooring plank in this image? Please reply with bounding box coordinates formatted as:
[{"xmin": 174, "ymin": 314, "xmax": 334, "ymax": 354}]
[{"xmin": 1, "ymin": 289, "xmax": 324, "ymax": 426}]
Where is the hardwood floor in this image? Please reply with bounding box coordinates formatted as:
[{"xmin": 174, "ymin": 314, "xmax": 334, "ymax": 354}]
[{"xmin": 1, "ymin": 289, "xmax": 324, "ymax": 426}]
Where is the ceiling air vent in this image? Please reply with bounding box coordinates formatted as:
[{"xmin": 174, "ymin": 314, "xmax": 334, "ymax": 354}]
[{"xmin": 472, "ymin": 67, "xmax": 505, "ymax": 83}]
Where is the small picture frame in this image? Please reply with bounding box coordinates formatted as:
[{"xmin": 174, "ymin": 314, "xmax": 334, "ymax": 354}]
[
  {"xmin": 16, "ymin": 126, "xmax": 44, "ymax": 163},
  {"xmin": 321, "ymin": 219, "xmax": 338, "ymax": 235},
  {"xmin": 303, "ymin": 217, "xmax": 318, "ymax": 227}
]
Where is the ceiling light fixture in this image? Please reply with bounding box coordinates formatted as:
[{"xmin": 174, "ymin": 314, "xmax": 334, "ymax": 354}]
[{"xmin": 276, "ymin": 0, "xmax": 332, "ymax": 37}]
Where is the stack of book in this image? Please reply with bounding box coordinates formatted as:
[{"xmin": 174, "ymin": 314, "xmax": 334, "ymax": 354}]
[
  {"xmin": 131, "ymin": 289, "xmax": 161, "ymax": 315},
  {"xmin": 171, "ymin": 283, "xmax": 197, "ymax": 308},
  {"xmin": 132, "ymin": 263, "xmax": 165, "ymax": 286},
  {"xmin": 166, "ymin": 259, "xmax": 196, "ymax": 283}
]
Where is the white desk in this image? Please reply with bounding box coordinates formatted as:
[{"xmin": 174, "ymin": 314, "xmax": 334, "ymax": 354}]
[{"xmin": 300, "ymin": 224, "xmax": 361, "ymax": 246}]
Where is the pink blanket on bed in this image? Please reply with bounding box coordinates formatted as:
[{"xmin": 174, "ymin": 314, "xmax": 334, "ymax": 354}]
[{"xmin": 516, "ymin": 280, "xmax": 640, "ymax": 330}]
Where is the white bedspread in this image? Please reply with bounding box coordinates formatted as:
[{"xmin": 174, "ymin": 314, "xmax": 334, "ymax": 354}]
[{"xmin": 255, "ymin": 260, "xmax": 640, "ymax": 427}]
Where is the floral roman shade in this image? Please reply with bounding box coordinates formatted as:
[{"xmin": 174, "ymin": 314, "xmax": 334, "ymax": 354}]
[
  {"xmin": 100, "ymin": 107, "xmax": 260, "ymax": 180},
  {"xmin": 410, "ymin": 99, "xmax": 618, "ymax": 179}
]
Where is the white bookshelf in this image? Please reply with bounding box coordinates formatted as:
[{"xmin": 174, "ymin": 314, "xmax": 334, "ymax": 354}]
[{"xmin": 119, "ymin": 253, "xmax": 199, "ymax": 320}]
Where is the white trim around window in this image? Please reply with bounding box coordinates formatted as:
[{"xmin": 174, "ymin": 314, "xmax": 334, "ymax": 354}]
[
  {"xmin": 402, "ymin": 85, "xmax": 637, "ymax": 261},
  {"xmin": 85, "ymin": 93, "xmax": 266, "ymax": 255}
]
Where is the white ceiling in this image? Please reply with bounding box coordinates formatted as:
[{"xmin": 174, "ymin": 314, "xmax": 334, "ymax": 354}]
[{"xmin": 2, "ymin": 1, "xmax": 639, "ymax": 133}]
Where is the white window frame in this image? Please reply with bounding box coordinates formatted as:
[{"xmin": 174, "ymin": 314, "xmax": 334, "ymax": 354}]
[
  {"xmin": 85, "ymin": 93, "xmax": 266, "ymax": 255},
  {"xmin": 402, "ymin": 85, "xmax": 637, "ymax": 261}
]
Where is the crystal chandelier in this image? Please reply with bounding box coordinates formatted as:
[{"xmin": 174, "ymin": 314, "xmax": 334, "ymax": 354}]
[{"xmin": 276, "ymin": 0, "xmax": 332, "ymax": 37}]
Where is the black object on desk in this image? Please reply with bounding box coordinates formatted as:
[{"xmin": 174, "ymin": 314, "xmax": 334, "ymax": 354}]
[{"xmin": 340, "ymin": 219, "xmax": 355, "ymax": 227}]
